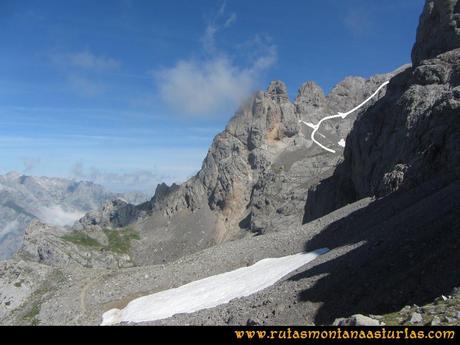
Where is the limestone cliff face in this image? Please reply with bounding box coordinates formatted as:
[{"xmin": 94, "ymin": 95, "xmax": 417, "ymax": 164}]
[
  {"xmin": 412, "ymin": 0, "xmax": 460, "ymax": 65},
  {"xmin": 127, "ymin": 81, "xmax": 304, "ymax": 264},
  {"xmin": 305, "ymin": 0, "xmax": 460, "ymax": 222}
]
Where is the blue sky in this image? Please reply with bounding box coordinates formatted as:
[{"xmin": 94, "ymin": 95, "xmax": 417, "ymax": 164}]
[{"xmin": 0, "ymin": 0, "xmax": 424, "ymax": 193}]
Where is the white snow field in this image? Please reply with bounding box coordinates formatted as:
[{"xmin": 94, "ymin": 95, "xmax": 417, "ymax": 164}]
[{"xmin": 101, "ymin": 248, "xmax": 329, "ymax": 325}]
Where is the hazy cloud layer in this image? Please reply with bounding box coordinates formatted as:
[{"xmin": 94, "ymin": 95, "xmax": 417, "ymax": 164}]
[
  {"xmin": 0, "ymin": 220, "xmax": 20, "ymax": 240},
  {"xmin": 68, "ymin": 74, "xmax": 107, "ymax": 97},
  {"xmin": 38, "ymin": 205, "xmax": 85, "ymax": 227},
  {"xmin": 71, "ymin": 162, "xmax": 169, "ymax": 193},
  {"xmin": 50, "ymin": 50, "xmax": 120, "ymax": 97},
  {"xmin": 22, "ymin": 157, "xmax": 41, "ymax": 173},
  {"xmin": 155, "ymin": 3, "xmax": 277, "ymax": 117}
]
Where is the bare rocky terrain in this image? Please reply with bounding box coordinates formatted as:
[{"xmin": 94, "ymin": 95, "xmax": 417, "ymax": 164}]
[{"xmin": 0, "ymin": 0, "xmax": 459, "ymax": 327}]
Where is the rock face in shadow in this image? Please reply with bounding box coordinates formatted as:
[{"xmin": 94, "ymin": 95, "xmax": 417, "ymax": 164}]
[
  {"xmin": 297, "ymin": 172, "xmax": 460, "ymax": 324},
  {"xmin": 305, "ymin": 6, "xmax": 460, "ymax": 222},
  {"xmin": 412, "ymin": 0, "xmax": 460, "ymax": 65},
  {"xmin": 298, "ymin": 0, "xmax": 460, "ymax": 324},
  {"xmin": 133, "ymin": 170, "xmax": 460, "ymax": 326}
]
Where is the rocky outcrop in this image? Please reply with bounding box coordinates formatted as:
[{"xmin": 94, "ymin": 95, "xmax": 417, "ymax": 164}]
[
  {"xmin": 75, "ymin": 199, "xmax": 142, "ymax": 231},
  {"xmin": 377, "ymin": 288, "xmax": 460, "ymax": 326},
  {"xmin": 15, "ymin": 220, "xmax": 136, "ymax": 269},
  {"xmin": 334, "ymin": 288, "xmax": 460, "ymax": 326},
  {"xmin": 333, "ymin": 314, "xmax": 384, "ymax": 326},
  {"xmin": 0, "ymin": 259, "xmax": 56, "ymax": 322},
  {"xmin": 412, "ymin": 0, "xmax": 460, "ymax": 65}
]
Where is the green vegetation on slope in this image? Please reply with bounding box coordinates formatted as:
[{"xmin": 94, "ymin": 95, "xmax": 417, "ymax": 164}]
[
  {"xmin": 103, "ymin": 227, "xmax": 140, "ymax": 254},
  {"xmin": 61, "ymin": 232, "xmax": 101, "ymax": 248},
  {"xmin": 23, "ymin": 302, "xmax": 40, "ymax": 325},
  {"xmin": 380, "ymin": 290, "xmax": 460, "ymax": 326},
  {"xmin": 19, "ymin": 270, "xmax": 66, "ymax": 326},
  {"xmin": 61, "ymin": 227, "xmax": 140, "ymax": 254}
]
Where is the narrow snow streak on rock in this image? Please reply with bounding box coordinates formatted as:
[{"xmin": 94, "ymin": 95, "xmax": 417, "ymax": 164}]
[
  {"xmin": 300, "ymin": 80, "xmax": 389, "ymax": 153},
  {"xmin": 101, "ymin": 248, "xmax": 329, "ymax": 325}
]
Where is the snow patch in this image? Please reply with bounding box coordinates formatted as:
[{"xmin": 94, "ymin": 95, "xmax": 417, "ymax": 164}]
[
  {"xmin": 101, "ymin": 248, "xmax": 329, "ymax": 325},
  {"xmin": 338, "ymin": 139, "xmax": 346, "ymax": 147}
]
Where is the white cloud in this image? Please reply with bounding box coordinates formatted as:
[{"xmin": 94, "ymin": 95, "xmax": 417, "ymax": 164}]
[
  {"xmin": 240, "ymin": 34, "xmax": 278, "ymax": 70},
  {"xmin": 67, "ymin": 51, "xmax": 120, "ymax": 70},
  {"xmin": 200, "ymin": 3, "xmax": 236, "ymax": 54},
  {"xmin": 0, "ymin": 220, "xmax": 20, "ymax": 240},
  {"xmin": 217, "ymin": 0, "xmax": 227, "ymax": 16},
  {"xmin": 52, "ymin": 50, "xmax": 121, "ymax": 71},
  {"xmin": 49, "ymin": 50, "xmax": 121, "ymax": 97},
  {"xmin": 343, "ymin": 9, "xmax": 373, "ymax": 36},
  {"xmin": 224, "ymin": 13, "xmax": 237, "ymax": 28},
  {"xmin": 155, "ymin": 4, "xmax": 276, "ymax": 117},
  {"xmin": 156, "ymin": 57, "xmax": 253, "ymax": 115},
  {"xmin": 38, "ymin": 206, "xmax": 85, "ymax": 227},
  {"xmin": 22, "ymin": 157, "xmax": 41, "ymax": 173},
  {"xmin": 201, "ymin": 24, "xmax": 219, "ymax": 54}
]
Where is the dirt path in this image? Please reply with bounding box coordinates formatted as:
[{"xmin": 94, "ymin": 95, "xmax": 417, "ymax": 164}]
[{"xmin": 79, "ymin": 279, "xmax": 92, "ymax": 315}]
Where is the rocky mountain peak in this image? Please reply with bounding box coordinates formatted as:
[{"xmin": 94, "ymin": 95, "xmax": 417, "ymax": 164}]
[
  {"xmin": 150, "ymin": 182, "xmax": 180, "ymax": 207},
  {"xmin": 23, "ymin": 220, "xmax": 61, "ymax": 238},
  {"xmin": 296, "ymin": 81, "xmax": 325, "ymax": 103},
  {"xmin": 3, "ymin": 171, "xmax": 23, "ymax": 181},
  {"xmin": 75, "ymin": 198, "xmax": 140, "ymax": 230},
  {"xmin": 411, "ymin": 0, "xmax": 460, "ymax": 65},
  {"xmin": 267, "ymin": 80, "xmax": 289, "ymax": 102},
  {"xmin": 295, "ymin": 81, "xmax": 327, "ymax": 122}
]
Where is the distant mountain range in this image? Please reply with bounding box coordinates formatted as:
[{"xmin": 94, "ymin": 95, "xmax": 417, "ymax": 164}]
[{"xmin": 0, "ymin": 171, "xmax": 147, "ymax": 259}]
